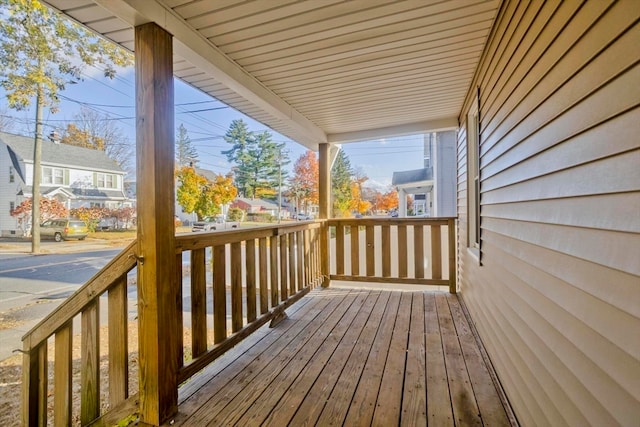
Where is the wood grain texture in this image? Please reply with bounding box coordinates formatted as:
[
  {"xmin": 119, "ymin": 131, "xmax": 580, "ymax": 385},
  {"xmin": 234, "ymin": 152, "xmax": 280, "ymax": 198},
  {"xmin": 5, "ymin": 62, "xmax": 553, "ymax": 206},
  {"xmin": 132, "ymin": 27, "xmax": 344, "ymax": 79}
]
[
  {"xmin": 108, "ymin": 277, "xmax": 129, "ymax": 405},
  {"xmin": 231, "ymin": 242, "xmax": 243, "ymax": 333},
  {"xmin": 398, "ymin": 224, "xmax": 408, "ymax": 278},
  {"xmin": 259, "ymin": 237, "xmax": 269, "ymax": 314},
  {"xmin": 336, "ymin": 224, "xmax": 345, "ymax": 275},
  {"xmin": 350, "ymin": 225, "xmax": 360, "ymax": 276},
  {"xmin": 382, "ymin": 225, "xmax": 391, "ymax": 277},
  {"xmin": 190, "ymin": 248, "xmax": 207, "ymax": 357},
  {"xmin": 166, "ymin": 288, "xmax": 510, "ymax": 427},
  {"xmin": 366, "ymin": 225, "xmax": 375, "ymax": 276},
  {"xmin": 270, "ymin": 235, "xmax": 279, "ymax": 306},
  {"xmin": 213, "ymin": 245, "xmax": 227, "ymax": 343},
  {"xmin": 81, "ymin": 301, "xmax": 100, "ymax": 424},
  {"xmin": 54, "ymin": 323, "xmax": 72, "ymax": 427},
  {"xmin": 245, "ymin": 239, "xmax": 257, "ymax": 323}
]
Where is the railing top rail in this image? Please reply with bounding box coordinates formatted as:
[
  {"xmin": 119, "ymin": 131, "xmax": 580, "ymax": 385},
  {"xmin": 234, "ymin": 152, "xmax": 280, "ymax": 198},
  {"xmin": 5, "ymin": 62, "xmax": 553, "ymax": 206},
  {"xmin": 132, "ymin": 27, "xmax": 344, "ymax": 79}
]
[
  {"xmin": 22, "ymin": 240, "xmax": 138, "ymax": 348},
  {"xmin": 327, "ymin": 217, "xmax": 456, "ymax": 226},
  {"xmin": 175, "ymin": 221, "xmax": 322, "ymax": 253}
]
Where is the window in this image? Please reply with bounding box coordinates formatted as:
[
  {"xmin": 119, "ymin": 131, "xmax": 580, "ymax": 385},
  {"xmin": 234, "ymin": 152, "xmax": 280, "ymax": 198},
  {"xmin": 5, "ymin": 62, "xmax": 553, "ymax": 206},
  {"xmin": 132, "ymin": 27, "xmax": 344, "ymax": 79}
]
[
  {"xmin": 9, "ymin": 201, "xmax": 15, "ymax": 214},
  {"xmin": 9, "ymin": 166, "xmax": 14, "ymax": 183},
  {"xmin": 467, "ymin": 93, "xmax": 481, "ymax": 255},
  {"xmin": 42, "ymin": 167, "xmax": 64, "ymax": 185},
  {"xmin": 96, "ymin": 173, "xmax": 116, "ymax": 188}
]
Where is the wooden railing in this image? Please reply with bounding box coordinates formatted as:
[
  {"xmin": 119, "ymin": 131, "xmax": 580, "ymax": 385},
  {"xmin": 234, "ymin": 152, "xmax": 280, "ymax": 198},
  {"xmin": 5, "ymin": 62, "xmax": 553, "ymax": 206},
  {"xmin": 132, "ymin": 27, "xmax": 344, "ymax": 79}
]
[
  {"xmin": 326, "ymin": 217, "xmax": 456, "ymax": 293},
  {"xmin": 21, "ymin": 221, "xmax": 324, "ymax": 426},
  {"xmin": 21, "ymin": 241, "xmax": 139, "ymax": 427},
  {"xmin": 174, "ymin": 221, "xmax": 324, "ymax": 382}
]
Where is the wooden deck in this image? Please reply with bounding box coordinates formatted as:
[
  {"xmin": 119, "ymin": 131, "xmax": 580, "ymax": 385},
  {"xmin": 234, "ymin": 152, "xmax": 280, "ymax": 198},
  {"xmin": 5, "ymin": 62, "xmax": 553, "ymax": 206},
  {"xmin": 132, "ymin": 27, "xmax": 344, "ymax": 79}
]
[{"xmin": 166, "ymin": 287, "xmax": 513, "ymax": 426}]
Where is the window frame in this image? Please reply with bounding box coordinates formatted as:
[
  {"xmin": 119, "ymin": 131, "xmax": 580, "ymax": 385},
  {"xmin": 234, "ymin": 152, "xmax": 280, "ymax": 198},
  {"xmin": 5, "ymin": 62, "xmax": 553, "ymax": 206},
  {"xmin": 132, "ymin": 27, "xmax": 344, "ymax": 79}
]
[{"xmin": 466, "ymin": 91, "xmax": 481, "ymax": 260}]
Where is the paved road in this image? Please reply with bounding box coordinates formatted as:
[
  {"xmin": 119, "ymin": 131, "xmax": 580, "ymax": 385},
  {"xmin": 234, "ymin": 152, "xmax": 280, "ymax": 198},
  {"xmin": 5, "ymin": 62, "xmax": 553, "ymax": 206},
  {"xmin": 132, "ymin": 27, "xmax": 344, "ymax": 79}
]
[{"xmin": 0, "ymin": 249, "xmax": 120, "ymax": 360}]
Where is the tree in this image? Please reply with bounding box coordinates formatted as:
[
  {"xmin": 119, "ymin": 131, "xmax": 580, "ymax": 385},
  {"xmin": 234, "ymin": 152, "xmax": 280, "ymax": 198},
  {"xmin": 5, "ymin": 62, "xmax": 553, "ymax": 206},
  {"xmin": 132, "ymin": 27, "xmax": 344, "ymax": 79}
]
[
  {"xmin": 223, "ymin": 120, "xmax": 288, "ymax": 199},
  {"xmin": 10, "ymin": 197, "xmax": 68, "ymax": 236},
  {"xmin": 331, "ymin": 150, "xmax": 353, "ymax": 217},
  {"xmin": 176, "ymin": 166, "xmax": 237, "ymax": 220},
  {"xmin": 349, "ymin": 167, "xmax": 369, "ymax": 215},
  {"xmin": 70, "ymin": 206, "xmax": 108, "ymax": 232},
  {"xmin": 61, "ymin": 107, "xmax": 134, "ymax": 173},
  {"xmin": 0, "ymin": 0, "xmax": 132, "ymax": 253},
  {"xmin": 288, "ymin": 150, "xmax": 319, "ymax": 214},
  {"xmin": 175, "ymin": 123, "xmax": 198, "ymax": 167}
]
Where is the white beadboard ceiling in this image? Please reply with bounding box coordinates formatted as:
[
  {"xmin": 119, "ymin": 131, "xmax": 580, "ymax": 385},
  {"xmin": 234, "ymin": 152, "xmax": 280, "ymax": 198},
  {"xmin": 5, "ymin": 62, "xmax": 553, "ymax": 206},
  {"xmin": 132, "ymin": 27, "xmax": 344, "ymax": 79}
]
[{"xmin": 44, "ymin": 0, "xmax": 500, "ymax": 150}]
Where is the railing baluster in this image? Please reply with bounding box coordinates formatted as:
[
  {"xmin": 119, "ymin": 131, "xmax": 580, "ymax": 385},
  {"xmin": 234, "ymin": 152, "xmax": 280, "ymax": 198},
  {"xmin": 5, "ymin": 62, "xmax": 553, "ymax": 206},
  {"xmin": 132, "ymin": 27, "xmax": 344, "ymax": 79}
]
[
  {"xmin": 246, "ymin": 239, "xmax": 257, "ymax": 323},
  {"xmin": 54, "ymin": 322, "xmax": 73, "ymax": 427},
  {"xmin": 336, "ymin": 223, "xmax": 345, "ymax": 275},
  {"xmin": 366, "ymin": 225, "xmax": 375, "ymax": 276},
  {"xmin": 23, "ymin": 340, "xmax": 47, "ymax": 426},
  {"xmin": 297, "ymin": 231, "xmax": 304, "ymax": 291},
  {"xmin": 191, "ymin": 248, "xmax": 207, "ymax": 357},
  {"xmin": 81, "ymin": 301, "xmax": 100, "ymax": 424},
  {"xmin": 108, "ymin": 275, "xmax": 129, "ymax": 405},
  {"xmin": 350, "ymin": 225, "xmax": 359, "ymax": 276},
  {"xmin": 382, "ymin": 225, "xmax": 391, "ymax": 277},
  {"xmin": 448, "ymin": 218, "xmax": 457, "ymax": 293},
  {"xmin": 231, "ymin": 242, "xmax": 243, "ymax": 333},
  {"xmin": 303, "ymin": 230, "xmax": 313, "ymax": 286},
  {"xmin": 431, "ymin": 225, "xmax": 442, "ymax": 280},
  {"xmin": 270, "ymin": 235, "xmax": 279, "ymax": 306},
  {"xmin": 398, "ymin": 224, "xmax": 408, "ymax": 278},
  {"xmin": 280, "ymin": 234, "xmax": 289, "ymax": 299},
  {"xmin": 414, "ymin": 224, "xmax": 424, "ymax": 278},
  {"xmin": 213, "ymin": 244, "xmax": 227, "ymax": 343},
  {"xmin": 259, "ymin": 237, "xmax": 268, "ymax": 314},
  {"xmin": 288, "ymin": 232, "xmax": 296, "ymax": 296}
]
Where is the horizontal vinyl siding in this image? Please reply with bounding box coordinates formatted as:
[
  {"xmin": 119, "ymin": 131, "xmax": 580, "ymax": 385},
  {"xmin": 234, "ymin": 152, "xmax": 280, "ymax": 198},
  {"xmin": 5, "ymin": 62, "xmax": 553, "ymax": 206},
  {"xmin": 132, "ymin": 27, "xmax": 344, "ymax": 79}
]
[{"xmin": 457, "ymin": 1, "xmax": 640, "ymax": 426}]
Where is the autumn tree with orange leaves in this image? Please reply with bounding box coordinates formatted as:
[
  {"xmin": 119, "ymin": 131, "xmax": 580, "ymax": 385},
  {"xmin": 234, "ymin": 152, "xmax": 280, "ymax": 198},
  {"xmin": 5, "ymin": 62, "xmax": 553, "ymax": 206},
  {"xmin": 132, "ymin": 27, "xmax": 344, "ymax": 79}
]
[{"xmin": 288, "ymin": 150, "xmax": 318, "ymax": 215}]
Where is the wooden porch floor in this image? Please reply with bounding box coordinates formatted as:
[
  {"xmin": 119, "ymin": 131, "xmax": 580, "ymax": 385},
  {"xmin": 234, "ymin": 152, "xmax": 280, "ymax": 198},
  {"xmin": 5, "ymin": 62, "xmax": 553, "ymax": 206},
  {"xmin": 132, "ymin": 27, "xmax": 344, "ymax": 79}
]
[{"xmin": 167, "ymin": 287, "xmax": 512, "ymax": 426}]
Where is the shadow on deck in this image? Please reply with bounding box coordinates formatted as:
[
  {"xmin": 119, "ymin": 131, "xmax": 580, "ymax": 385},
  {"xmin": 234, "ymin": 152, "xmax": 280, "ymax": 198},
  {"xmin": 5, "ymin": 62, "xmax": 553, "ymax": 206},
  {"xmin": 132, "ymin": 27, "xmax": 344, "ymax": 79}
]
[{"xmin": 166, "ymin": 286, "xmax": 514, "ymax": 426}]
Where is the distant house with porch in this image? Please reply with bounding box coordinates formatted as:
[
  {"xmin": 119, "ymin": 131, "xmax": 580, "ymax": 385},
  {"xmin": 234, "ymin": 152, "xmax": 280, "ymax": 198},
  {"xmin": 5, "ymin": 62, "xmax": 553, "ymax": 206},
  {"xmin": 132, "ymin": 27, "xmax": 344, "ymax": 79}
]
[
  {"xmin": 392, "ymin": 131, "xmax": 457, "ymax": 217},
  {"xmin": 0, "ymin": 131, "xmax": 129, "ymax": 236}
]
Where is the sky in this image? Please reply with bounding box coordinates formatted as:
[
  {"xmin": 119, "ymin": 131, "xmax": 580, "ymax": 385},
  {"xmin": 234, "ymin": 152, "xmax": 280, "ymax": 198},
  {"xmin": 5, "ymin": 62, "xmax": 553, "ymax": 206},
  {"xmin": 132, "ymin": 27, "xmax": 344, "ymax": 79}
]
[{"xmin": 0, "ymin": 63, "xmax": 427, "ymax": 192}]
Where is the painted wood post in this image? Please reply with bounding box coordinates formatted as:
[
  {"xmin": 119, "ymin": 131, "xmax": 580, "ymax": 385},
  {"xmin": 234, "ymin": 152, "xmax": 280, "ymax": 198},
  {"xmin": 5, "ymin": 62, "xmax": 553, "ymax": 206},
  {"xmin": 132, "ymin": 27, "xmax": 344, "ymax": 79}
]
[
  {"xmin": 319, "ymin": 143, "xmax": 331, "ymax": 287},
  {"xmin": 134, "ymin": 23, "xmax": 179, "ymax": 425}
]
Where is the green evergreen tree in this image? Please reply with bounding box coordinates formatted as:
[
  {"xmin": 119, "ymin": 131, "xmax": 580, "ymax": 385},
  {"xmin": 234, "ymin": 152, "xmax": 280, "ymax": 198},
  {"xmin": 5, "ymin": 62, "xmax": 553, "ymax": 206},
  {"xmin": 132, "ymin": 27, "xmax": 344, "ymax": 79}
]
[
  {"xmin": 222, "ymin": 119, "xmax": 253, "ymax": 196},
  {"xmin": 175, "ymin": 123, "xmax": 198, "ymax": 167},
  {"xmin": 331, "ymin": 150, "xmax": 353, "ymax": 217},
  {"xmin": 222, "ymin": 120, "xmax": 288, "ymax": 199}
]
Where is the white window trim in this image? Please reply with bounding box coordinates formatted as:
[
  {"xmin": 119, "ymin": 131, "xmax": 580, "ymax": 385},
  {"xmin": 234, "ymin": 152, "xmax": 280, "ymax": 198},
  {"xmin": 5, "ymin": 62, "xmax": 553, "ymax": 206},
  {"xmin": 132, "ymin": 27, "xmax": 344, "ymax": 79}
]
[{"xmin": 467, "ymin": 91, "xmax": 481, "ymax": 262}]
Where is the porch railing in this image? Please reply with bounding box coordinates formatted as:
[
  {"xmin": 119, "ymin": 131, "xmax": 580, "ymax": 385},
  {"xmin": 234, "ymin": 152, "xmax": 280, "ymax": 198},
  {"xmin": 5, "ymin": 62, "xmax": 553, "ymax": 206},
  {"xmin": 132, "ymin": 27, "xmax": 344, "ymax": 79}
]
[
  {"xmin": 21, "ymin": 218, "xmax": 454, "ymax": 425},
  {"xmin": 326, "ymin": 217, "xmax": 456, "ymax": 293},
  {"xmin": 21, "ymin": 221, "xmax": 323, "ymax": 426}
]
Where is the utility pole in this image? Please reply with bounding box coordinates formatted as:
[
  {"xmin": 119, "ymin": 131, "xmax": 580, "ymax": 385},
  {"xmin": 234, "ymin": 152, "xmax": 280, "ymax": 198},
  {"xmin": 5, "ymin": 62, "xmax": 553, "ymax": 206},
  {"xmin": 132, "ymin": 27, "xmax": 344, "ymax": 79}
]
[{"xmin": 31, "ymin": 84, "xmax": 44, "ymax": 254}]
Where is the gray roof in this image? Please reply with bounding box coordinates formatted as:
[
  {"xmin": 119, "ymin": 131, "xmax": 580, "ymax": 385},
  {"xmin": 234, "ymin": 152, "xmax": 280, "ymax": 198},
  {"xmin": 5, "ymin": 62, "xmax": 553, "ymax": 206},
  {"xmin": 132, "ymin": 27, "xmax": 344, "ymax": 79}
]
[
  {"xmin": 195, "ymin": 167, "xmax": 219, "ymax": 181},
  {"xmin": 0, "ymin": 131, "xmax": 123, "ymax": 173},
  {"xmin": 24, "ymin": 186, "xmax": 127, "ymax": 200},
  {"xmin": 391, "ymin": 168, "xmax": 433, "ymax": 186}
]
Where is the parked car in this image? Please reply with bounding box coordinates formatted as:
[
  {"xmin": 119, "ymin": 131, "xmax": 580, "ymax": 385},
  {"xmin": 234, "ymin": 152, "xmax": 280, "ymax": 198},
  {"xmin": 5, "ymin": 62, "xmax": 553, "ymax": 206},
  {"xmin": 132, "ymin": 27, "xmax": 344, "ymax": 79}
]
[
  {"xmin": 296, "ymin": 213, "xmax": 314, "ymax": 220},
  {"xmin": 191, "ymin": 215, "xmax": 239, "ymax": 232},
  {"xmin": 40, "ymin": 219, "xmax": 89, "ymax": 242}
]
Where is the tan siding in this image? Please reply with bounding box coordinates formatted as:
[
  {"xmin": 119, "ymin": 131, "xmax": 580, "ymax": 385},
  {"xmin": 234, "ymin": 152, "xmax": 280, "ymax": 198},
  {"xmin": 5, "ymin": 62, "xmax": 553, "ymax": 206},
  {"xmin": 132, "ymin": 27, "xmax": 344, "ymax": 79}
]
[{"xmin": 457, "ymin": 0, "xmax": 640, "ymax": 426}]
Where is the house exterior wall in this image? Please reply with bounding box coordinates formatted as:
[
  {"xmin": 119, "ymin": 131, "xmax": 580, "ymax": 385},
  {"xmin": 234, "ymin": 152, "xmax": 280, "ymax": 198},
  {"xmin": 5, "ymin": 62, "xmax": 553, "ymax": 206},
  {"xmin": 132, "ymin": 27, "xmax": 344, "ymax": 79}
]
[
  {"xmin": 0, "ymin": 144, "xmax": 21, "ymax": 234},
  {"xmin": 457, "ymin": 1, "xmax": 640, "ymax": 426},
  {"xmin": 433, "ymin": 130, "xmax": 457, "ymax": 217}
]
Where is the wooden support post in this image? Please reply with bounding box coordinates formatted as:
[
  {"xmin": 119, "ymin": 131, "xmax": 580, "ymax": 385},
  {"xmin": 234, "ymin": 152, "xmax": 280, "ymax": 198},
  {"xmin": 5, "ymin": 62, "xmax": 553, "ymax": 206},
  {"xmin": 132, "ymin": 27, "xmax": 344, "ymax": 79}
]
[
  {"xmin": 319, "ymin": 143, "xmax": 331, "ymax": 287},
  {"xmin": 134, "ymin": 23, "xmax": 179, "ymax": 426}
]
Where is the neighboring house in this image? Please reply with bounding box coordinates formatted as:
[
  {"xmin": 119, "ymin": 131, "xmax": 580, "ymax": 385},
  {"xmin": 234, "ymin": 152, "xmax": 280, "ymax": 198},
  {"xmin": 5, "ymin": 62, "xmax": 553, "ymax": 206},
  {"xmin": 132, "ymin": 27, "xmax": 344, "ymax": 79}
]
[
  {"xmin": 231, "ymin": 197, "xmax": 279, "ymax": 217},
  {"xmin": 392, "ymin": 131, "xmax": 457, "ymax": 217},
  {"xmin": 0, "ymin": 131, "xmax": 129, "ymax": 236}
]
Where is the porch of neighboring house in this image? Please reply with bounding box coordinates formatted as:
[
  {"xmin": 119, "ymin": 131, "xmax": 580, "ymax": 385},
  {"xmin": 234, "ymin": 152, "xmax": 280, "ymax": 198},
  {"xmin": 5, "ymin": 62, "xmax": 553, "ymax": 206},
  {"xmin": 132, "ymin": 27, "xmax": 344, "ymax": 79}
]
[{"xmin": 167, "ymin": 286, "xmax": 512, "ymax": 427}]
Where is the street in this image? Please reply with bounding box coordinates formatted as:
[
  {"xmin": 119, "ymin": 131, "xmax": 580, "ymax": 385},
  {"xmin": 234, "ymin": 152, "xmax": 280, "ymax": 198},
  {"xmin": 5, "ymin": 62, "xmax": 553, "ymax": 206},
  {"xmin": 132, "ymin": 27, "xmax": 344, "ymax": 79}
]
[{"xmin": 0, "ymin": 249, "xmax": 120, "ymax": 360}]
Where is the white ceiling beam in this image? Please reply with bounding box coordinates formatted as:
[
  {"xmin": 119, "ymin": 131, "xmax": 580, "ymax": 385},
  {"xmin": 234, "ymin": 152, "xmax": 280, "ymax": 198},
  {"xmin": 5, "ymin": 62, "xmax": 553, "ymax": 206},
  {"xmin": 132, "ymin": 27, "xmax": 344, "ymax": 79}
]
[
  {"xmin": 93, "ymin": 0, "xmax": 327, "ymax": 147},
  {"xmin": 327, "ymin": 117, "xmax": 458, "ymax": 144}
]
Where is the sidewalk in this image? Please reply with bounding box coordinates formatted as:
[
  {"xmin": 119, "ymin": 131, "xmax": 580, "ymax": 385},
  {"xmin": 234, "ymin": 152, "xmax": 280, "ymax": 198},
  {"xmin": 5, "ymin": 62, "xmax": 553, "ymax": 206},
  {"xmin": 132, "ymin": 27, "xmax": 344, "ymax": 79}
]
[{"xmin": 0, "ymin": 237, "xmax": 131, "ymax": 255}]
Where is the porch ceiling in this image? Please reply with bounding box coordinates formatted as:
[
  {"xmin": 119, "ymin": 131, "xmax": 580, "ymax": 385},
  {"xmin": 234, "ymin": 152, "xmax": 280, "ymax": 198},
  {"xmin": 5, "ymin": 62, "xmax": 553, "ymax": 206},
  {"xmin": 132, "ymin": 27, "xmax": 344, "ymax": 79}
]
[{"xmin": 44, "ymin": 0, "xmax": 500, "ymax": 150}]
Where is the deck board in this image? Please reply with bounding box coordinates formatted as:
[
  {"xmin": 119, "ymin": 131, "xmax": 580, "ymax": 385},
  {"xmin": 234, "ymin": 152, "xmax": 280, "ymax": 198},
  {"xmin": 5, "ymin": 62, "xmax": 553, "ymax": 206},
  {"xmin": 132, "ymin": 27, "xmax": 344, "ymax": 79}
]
[{"xmin": 167, "ymin": 287, "xmax": 511, "ymax": 427}]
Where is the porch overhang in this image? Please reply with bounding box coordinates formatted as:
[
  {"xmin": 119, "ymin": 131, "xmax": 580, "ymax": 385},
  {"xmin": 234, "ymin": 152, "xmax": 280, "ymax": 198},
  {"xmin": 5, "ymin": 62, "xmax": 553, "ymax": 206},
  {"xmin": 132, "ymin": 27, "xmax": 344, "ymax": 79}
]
[{"xmin": 43, "ymin": 0, "xmax": 500, "ymax": 148}]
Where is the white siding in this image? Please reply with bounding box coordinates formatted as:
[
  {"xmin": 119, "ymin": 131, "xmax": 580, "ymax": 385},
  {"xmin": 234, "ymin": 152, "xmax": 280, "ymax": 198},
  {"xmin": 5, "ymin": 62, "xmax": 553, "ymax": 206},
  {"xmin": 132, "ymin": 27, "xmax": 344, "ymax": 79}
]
[{"xmin": 457, "ymin": 1, "xmax": 640, "ymax": 426}]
